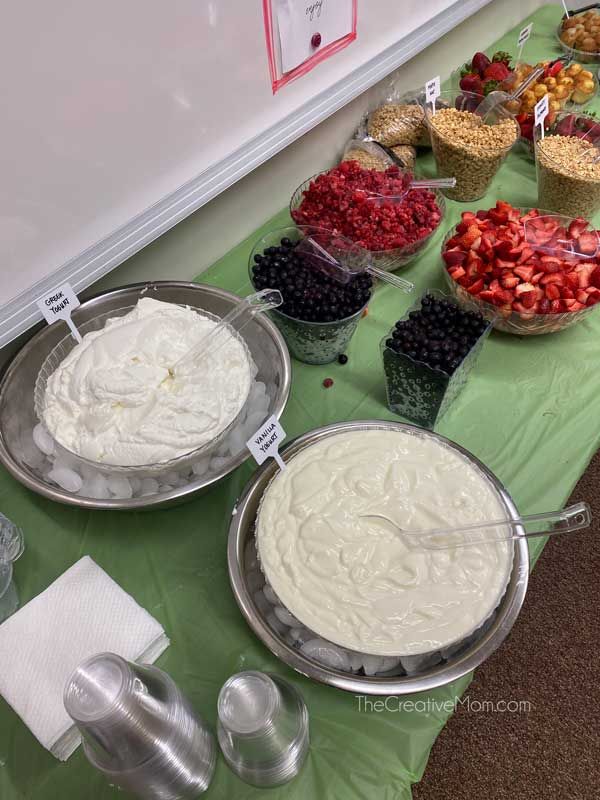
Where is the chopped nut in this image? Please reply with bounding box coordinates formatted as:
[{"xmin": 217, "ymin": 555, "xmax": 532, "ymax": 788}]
[
  {"xmin": 344, "ymin": 148, "xmax": 389, "ymax": 171},
  {"xmin": 426, "ymin": 108, "xmax": 518, "ymax": 201},
  {"xmin": 536, "ymin": 135, "xmax": 600, "ymax": 218},
  {"xmin": 368, "ymin": 104, "xmax": 428, "ymax": 147}
]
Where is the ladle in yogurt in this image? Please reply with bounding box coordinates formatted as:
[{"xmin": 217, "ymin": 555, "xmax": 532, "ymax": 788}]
[{"xmin": 361, "ymin": 501, "xmax": 591, "ymax": 549}]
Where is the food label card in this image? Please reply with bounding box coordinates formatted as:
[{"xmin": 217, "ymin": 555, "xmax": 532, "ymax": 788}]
[
  {"xmin": 36, "ymin": 282, "xmax": 82, "ymax": 342},
  {"xmin": 534, "ymin": 94, "xmax": 549, "ymax": 135},
  {"xmin": 247, "ymin": 415, "xmax": 287, "ymax": 470},
  {"xmin": 275, "ymin": 0, "xmax": 354, "ymax": 73}
]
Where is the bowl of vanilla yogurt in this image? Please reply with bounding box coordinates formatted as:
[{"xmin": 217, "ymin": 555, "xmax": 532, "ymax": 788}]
[
  {"xmin": 0, "ymin": 282, "xmax": 291, "ymax": 508},
  {"xmin": 228, "ymin": 420, "xmax": 529, "ymax": 694}
]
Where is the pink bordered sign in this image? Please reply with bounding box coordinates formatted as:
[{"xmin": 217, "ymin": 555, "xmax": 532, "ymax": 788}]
[{"xmin": 263, "ymin": 0, "xmax": 358, "ymax": 93}]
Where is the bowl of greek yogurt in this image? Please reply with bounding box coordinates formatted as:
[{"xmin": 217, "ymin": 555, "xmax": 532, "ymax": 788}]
[
  {"xmin": 0, "ymin": 282, "xmax": 291, "ymax": 509},
  {"xmin": 228, "ymin": 421, "xmax": 529, "ymax": 694}
]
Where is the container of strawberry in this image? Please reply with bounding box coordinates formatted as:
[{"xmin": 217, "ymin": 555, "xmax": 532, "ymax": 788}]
[
  {"xmin": 442, "ymin": 202, "xmax": 600, "ymax": 335},
  {"xmin": 381, "ymin": 289, "xmax": 492, "ymax": 430},
  {"xmin": 535, "ymin": 111, "xmax": 600, "ymax": 219},
  {"xmin": 455, "ymin": 51, "xmax": 514, "ymax": 105}
]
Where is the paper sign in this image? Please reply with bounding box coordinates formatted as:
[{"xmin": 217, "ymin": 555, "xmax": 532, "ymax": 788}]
[
  {"xmin": 534, "ymin": 94, "xmax": 549, "ymax": 135},
  {"xmin": 275, "ymin": 0, "xmax": 354, "ymax": 74},
  {"xmin": 425, "ymin": 75, "xmax": 441, "ymax": 113},
  {"xmin": 246, "ymin": 415, "xmax": 287, "ymax": 470},
  {"xmin": 36, "ymin": 282, "xmax": 82, "ymax": 342},
  {"xmin": 517, "ymin": 23, "xmax": 533, "ymax": 48}
]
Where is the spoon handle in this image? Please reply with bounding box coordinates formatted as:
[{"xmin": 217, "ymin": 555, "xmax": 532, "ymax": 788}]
[
  {"xmin": 174, "ymin": 289, "xmax": 282, "ymax": 371},
  {"xmin": 366, "ymin": 265, "xmax": 414, "ymax": 293},
  {"xmin": 362, "ymin": 502, "xmax": 592, "ymax": 549}
]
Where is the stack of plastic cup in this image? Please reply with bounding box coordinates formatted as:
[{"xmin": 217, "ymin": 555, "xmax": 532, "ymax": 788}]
[
  {"xmin": 217, "ymin": 671, "xmax": 309, "ymax": 787},
  {"xmin": 0, "ymin": 514, "xmax": 24, "ymax": 624},
  {"xmin": 64, "ymin": 653, "xmax": 216, "ymax": 799}
]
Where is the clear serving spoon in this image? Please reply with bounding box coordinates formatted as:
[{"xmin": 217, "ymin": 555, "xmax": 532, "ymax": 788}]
[
  {"xmin": 295, "ymin": 229, "xmax": 414, "ymax": 292},
  {"xmin": 173, "ymin": 289, "xmax": 283, "ymax": 374},
  {"xmin": 360, "ymin": 501, "xmax": 592, "ymax": 550},
  {"xmin": 523, "ymin": 214, "xmax": 600, "ymax": 259}
]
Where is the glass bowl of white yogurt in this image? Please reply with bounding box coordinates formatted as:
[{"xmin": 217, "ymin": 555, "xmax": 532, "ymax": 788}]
[
  {"xmin": 228, "ymin": 420, "xmax": 529, "ymax": 694},
  {"xmin": 33, "ymin": 297, "xmax": 256, "ymax": 479}
]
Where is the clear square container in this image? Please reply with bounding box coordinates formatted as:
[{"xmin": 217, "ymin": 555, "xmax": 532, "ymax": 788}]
[{"xmin": 380, "ymin": 289, "xmax": 492, "ymax": 429}]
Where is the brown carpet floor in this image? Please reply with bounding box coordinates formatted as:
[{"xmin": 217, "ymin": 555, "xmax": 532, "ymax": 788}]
[{"xmin": 412, "ymin": 454, "xmax": 600, "ymax": 800}]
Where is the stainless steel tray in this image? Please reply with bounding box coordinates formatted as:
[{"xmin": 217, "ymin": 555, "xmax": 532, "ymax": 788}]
[
  {"xmin": 0, "ymin": 281, "xmax": 291, "ymax": 510},
  {"xmin": 228, "ymin": 420, "xmax": 529, "ymax": 695}
]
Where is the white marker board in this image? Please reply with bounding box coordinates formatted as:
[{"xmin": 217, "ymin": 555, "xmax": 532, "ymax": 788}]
[{"xmin": 0, "ymin": 0, "xmax": 491, "ymax": 348}]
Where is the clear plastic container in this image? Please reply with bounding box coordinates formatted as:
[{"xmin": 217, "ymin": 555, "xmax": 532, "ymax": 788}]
[
  {"xmin": 421, "ymin": 90, "xmax": 519, "ymax": 202},
  {"xmin": 0, "ymin": 515, "xmax": 25, "ymax": 623},
  {"xmin": 341, "ymin": 139, "xmax": 393, "ymax": 171},
  {"xmin": 33, "ymin": 305, "xmax": 255, "ymax": 478},
  {"xmin": 356, "ymin": 86, "xmax": 433, "ymax": 148},
  {"xmin": 290, "ymin": 172, "xmax": 446, "ymax": 272},
  {"xmin": 380, "ymin": 289, "xmax": 492, "ymax": 429},
  {"xmin": 534, "ymin": 110, "xmax": 600, "ymax": 219},
  {"xmin": 441, "ymin": 224, "xmax": 600, "ymax": 335},
  {"xmin": 248, "ymin": 226, "xmax": 370, "ymax": 364}
]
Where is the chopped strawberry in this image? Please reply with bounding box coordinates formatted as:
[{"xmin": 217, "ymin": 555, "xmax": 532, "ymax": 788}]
[
  {"xmin": 461, "ymin": 225, "xmax": 482, "ymax": 248},
  {"xmin": 540, "ymin": 273, "xmax": 565, "ymax": 286},
  {"xmin": 576, "ymin": 289, "xmax": 589, "ymax": 304},
  {"xmin": 521, "ymin": 291, "xmax": 536, "ymax": 309},
  {"xmin": 577, "ymin": 232, "xmax": 598, "ymax": 256},
  {"xmin": 568, "ymin": 218, "xmax": 589, "ymax": 239},
  {"xmin": 501, "ymin": 274, "xmax": 520, "ymax": 289},
  {"xmin": 540, "ymin": 256, "xmax": 562, "ymax": 273},
  {"xmin": 590, "ymin": 267, "xmax": 600, "ymax": 288},
  {"xmin": 442, "ymin": 249, "xmax": 467, "ymax": 266},
  {"xmin": 538, "ymin": 298, "xmax": 551, "ymax": 314},
  {"xmin": 545, "ymin": 284, "xmax": 561, "ymax": 300},
  {"xmin": 531, "ymin": 272, "xmax": 544, "ymax": 285},
  {"xmin": 467, "ymin": 279, "xmax": 485, "ymax": 295},
  {"xmin": 448, "ymin": 265, "xmax": 466, "ymax": 280},
  {"xmin": 515, "ymin": 282, "xmax": 535, "ymax": 296},
  {"xmin": 551, "ymin": 299, "xmax": 565, "ymax": 313},
  {"xmin": 514, "ymin": 265, "xmax": 535, "ymax": 282}
]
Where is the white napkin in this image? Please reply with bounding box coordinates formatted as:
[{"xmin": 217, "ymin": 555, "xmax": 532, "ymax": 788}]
[{"xmin": 0, "ymin": 555, "xmax": 169, "ymax": 761}]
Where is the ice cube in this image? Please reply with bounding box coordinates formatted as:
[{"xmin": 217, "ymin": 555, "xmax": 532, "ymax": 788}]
[
  {"xmin": 262, "ymin": 583, "xmax": 279, "ymax": 606},
  {"xmin": 158, "ymin": 484, "xmax": 174, "ymax": 493},
  {"xmin": 20, "ymin": 433, "xmax": 44, "ymax": 468},
  {"xmin": 129, "ymin": 477, "xmax": 142, "ymax": 494},
  {"xmin": 106, "ymin": 476, "xmax": 133, "ymax": 499},
  {"xmin": 345, "ymin": 650, "xmax": 365, "ymax": 673},
  {"xmin": 375, "ymin": 657, "xmax": 403, "ymax": 675},
  {"xmin": 161, "ymin": 471, "xmax": 179, "ymax": 486},
  {"xmin": 81, "ymin": 474, "xmax": 110, "ymax": 499},
  {"xmin": 192, "ymin": 458, "xmax": 211, "ymax": 476},
  {"xmin": 399, "ymin": 652, "xmax": 442, "ymax": 676},
  {"xmin": 361, "ymin": 655, "xmax": 386, "ymax": 677},
  {"xmin": 226, "ymin": 428, "xmax": 247, "ymax": 456},
  {"xmin": 33, "ymin": 424, "xmax": 55, "ymax": 456},
  {"xmin": 252, "ymin": 590, "xmax": 271, "ymax": 617},
  {"xmin": 274, "ymin": 605, "xmax": 300, "ymax": 628},
  {"xmin": 244, "ymin": 540, "xmax": 259, "ymax": 572},
  {"xmin": 266, "ymin": 612, "xmax": 288, "ymax": 636},
  {"xmin": 209, "ymin": 456, "xmax": 229, "ymax": 473},
  {"xmin": 244, "ymin": 411, "xmax": 268, "ymax": 435},
  {"xmin": 246, "ymin": 569, "xmax": 264, "ymax": 594},
  {"xmin": 300, "ymin": 639, "xmax": 352, "ymax": 671},
  {"xmin": 140, "ymin": 478, "xmax": 160, "ymax": 496},
  {"xmin": 48, "ymin": 466, "xmax": 83, "ymax": 493}
]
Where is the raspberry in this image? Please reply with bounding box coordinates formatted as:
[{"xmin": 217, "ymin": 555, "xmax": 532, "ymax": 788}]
[{"xmin": 292, "ymin": 162, "xmax": 441, "ymax": 252}]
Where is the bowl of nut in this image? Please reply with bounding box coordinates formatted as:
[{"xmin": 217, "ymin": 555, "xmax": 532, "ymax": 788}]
[
  {"xmin": 534, "ymin": 110, "xmax": 600, "ymax": 219},
  {"xmin": 420, "ymin": 90, "xmax": 519, "ymax": 202},
  {"xmin": 441, "ymin": 202, "xmax": 600, "ymax": 334},
  {"xmin": 290, "ymin": 161, "xmax": 445, "ymax": 271}
]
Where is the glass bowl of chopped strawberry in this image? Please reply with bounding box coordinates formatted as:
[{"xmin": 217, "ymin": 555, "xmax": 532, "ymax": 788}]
[
  {"xmin": 290, "ymin": 161, "xmax": 445, "ymax": 271},
  {"xmin": 441, "ymin": 202, "xmax": 600, "ymax": 334}
]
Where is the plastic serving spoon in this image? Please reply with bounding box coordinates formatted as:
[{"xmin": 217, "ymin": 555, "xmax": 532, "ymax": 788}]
[
  {"xmin": 295, "ymin": 232, "xmax": 414, "ymax": 292},
  {"xmin": 362, "ymin": 175, "xmax": 457, "ymax": 203},
  {"xmin": 360, "ymin": 501, "xmax": 592, "ymax": 550},
  {"xmin": 475, "ymin": 64, "xmax": 546, "ymax": 124},
  {"xmin": 173, "ymin": 289, "xmax": 283, "ymax": 374}
]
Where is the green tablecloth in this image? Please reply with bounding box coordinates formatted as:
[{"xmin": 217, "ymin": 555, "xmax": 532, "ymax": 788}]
[{"xmin": 1, "ymin": 5, "xmax": 597, "ymax": 799}]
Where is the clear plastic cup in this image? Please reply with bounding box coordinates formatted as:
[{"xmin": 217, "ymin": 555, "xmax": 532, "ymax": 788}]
[
  {"xmin": 534, "ymin": 110, "xmax": 600, "ymax": 218},
  {"xmin": 217, "ymin": 671, "xmax": 309, "ymax": 788},
  {"xmin": 249, "ymin": 226, "xmax": 371, "ymax": 365},
  {"xmin": 421, "ymin": 90, "xmax": 518, "ymax": 202},
  {"xmin": 0, "ymin": 515, "xmax": 24, "ymax": 623}
]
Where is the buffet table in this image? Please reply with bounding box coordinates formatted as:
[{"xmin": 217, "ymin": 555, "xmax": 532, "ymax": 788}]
[{"xmin": 1, "ymin": 6, "xmax": 599, "ymax": 799}]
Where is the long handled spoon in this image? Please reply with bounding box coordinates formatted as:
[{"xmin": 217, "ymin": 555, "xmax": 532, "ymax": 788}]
[
  {"xmin": 360, "ymin": 501, "xmax": 592, "ymax": 550},
  {"xmin": 174, "ymin": 289, "xmax": 282, "ymax": 374}
]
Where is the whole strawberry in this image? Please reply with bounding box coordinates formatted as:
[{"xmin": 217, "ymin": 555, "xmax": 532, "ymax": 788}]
[
  {"xmin": 472, "ymin": 52, "xmax": 492, "ymax": 76},
  {"xmin": 483, "ymin": 62, "xmax": 511, "ymax": 82},
  {"xmin": 459, "ymin": 73, "xmax": 484, "ymax": 94}
]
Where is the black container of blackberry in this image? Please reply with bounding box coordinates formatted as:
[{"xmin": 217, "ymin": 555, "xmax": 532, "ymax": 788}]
[
  {"xmin": 381, "ymin": 289, "xmax": 492, "ymax": 429},
  {"xmin": 248, "ymin": 226, "xmax": 373, "ymax": 365}
]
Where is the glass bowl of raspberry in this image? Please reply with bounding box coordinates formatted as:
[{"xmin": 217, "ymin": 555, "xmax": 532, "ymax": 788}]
[
  {"xmin": 441, "ymin": 203, "xmax": 600, "ymax": 334},
  {"xmin": 290, "ymin": 161, "xmax": 445, "ymax": 272},
  {"xmin": 249, "ymin": 226, "xmax": 373, "ymax": 364}
]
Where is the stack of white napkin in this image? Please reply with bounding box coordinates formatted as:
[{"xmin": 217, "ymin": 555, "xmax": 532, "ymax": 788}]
[{"xmin": 0, "ymin": 555, "xmax": 169, "ymax": 760}]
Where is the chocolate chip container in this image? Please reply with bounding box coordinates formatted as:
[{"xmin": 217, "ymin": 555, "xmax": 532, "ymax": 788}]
[{"xmin": 227, "ymin": 420, "xmax": 529, "ymax": 696}]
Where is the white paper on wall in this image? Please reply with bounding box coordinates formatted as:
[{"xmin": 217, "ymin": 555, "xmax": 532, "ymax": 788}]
[{"xmin": 275, "ymin": 0, "xmax": 354, "ymax": 74}]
